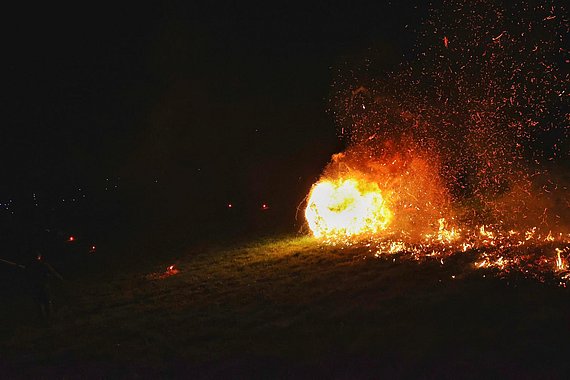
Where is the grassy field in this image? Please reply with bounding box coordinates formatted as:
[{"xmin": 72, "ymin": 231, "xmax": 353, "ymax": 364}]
[{"xmin": 2, "ymin": 234, "xmax": 570, "ymax": 378}]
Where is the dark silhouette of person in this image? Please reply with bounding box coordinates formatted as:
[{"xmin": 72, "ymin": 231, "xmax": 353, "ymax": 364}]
[{"xmin": 25, "ymin": 252, "xmax": 64, "ymax": 319}]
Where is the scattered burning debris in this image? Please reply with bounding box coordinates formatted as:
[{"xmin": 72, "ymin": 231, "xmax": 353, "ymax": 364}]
[{"xmin": 305, "ymin": 0, "xmax": 569, "ymax": 285}]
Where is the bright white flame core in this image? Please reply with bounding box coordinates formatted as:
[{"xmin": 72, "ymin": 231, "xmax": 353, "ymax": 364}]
[{"xmin": 305, "ymin": 178, "xmax": 392, "ymax": 239}]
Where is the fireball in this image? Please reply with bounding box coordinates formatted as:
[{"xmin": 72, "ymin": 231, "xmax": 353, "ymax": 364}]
[{"xmin": 305, "ymin": 177, "xmax": 392, "ymax": 239}]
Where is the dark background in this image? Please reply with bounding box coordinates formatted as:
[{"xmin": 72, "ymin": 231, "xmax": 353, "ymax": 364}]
[{"xmin": 0, "ymin": 2, "xmax": 427, "ymax": 254}]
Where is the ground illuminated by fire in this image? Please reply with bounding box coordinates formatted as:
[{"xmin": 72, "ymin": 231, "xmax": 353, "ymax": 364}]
[{"xmin": 305, "ymin": 174, "xmax": 570, "ymax": 285}]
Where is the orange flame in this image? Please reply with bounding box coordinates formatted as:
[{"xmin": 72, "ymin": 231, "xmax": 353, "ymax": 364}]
[{"xmin": 556, "ymin": 248, "xmax": 567, "ymax": 272}]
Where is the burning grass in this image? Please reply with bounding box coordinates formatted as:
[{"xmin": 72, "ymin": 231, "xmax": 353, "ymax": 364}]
[
  {"xmin": 2, "ymin": 235, "xmax": 570, "ymax": 377},
  {"xmin": 304, "ymin": 154, "xmax": 570, "ymax": 286}
]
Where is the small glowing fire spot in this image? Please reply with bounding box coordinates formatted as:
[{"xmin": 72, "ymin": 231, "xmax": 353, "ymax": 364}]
[
  {"xmin": 228, "ymin": 203, "xmax": 233, "ymax": 208},
  {"xmin": 89, "ymin": 245, "xmax": 96, "ymax": 254},
  {"xmin": 68, "ymin": 236, "xmax": 75, "ymax": 242},
  {"xmin": 479, "ymin": 226, "xmax": 494, "ymax": 239},
  {"xmin": 305, "ymin": 177, "xmax": 392, "ymax": 240},
  {"xmin": 555, "ymin": 248, "xmax": 567, "ymax": 271},
  {"xmin": 437, "ymin": 218, "xmax": 459, "ymax": 243},
  {"xmin": 146, "ymin": 264, "xmax": 180, "ymax": 280},
  {"xmin": 261, "ymin": 203, "xmax": 269, "ymax": 211},
  {"xmin": 167, "ymin": 265, "xmax": 178, "ymax": 273}
]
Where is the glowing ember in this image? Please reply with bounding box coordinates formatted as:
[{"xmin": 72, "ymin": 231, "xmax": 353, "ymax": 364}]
[
  {"xmin": 305, "ymin": 177, "xmax": 392, "ymax": 239},
  {"xmin": 167, "ymin": 265, "xmax": 179, "ymax": 274},
  {"xmin": 146, "ymin": 264, "xmax": 180, "ymax": 280}
]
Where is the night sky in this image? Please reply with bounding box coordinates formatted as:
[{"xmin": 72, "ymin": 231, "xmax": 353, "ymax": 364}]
[{"xmin": 1, "ymin": 2, "xmax": 427, "ymax": 238}]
